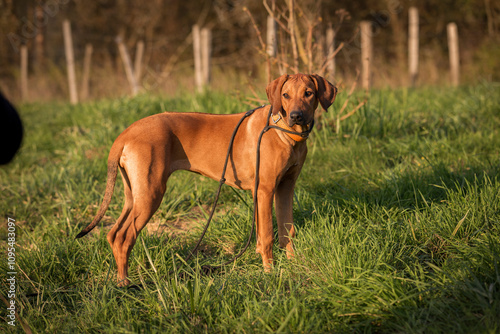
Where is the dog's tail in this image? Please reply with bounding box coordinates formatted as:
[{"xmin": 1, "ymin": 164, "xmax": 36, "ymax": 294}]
[{"xmin": 75, "ymin": 146, "xmax": 121, "ymax": 239}]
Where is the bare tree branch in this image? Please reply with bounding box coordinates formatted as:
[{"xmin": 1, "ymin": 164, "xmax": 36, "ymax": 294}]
[{"xmin": 263, "ymin": 0, "xmax": 290, "ymax": 34}]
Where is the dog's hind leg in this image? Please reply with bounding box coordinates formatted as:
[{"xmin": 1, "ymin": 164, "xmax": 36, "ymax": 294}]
[
  {"xmin": 106, "ymin": 168, "xmax": 134, "ymax": 286},
  {"xmin": 111, "ymin": 186, "xmax": 166, "ymax": 286},
  {"xmin": 107, "ymin": 153, "xmax": 168, "ymax": 286},
  {"xmin": 107, "ymin": 167, "xmax": 133, "ymax": 245}
]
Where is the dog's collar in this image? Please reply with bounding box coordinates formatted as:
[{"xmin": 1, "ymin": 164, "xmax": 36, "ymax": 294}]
[{"xmin": 270, "ymin": 112, "xmax": 311, "ymax": 142}]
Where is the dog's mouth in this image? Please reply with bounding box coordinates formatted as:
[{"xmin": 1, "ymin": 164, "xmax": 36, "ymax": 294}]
[{"xmin": 288, "ymin": 118, "xmax": 308, "ymax": 127}]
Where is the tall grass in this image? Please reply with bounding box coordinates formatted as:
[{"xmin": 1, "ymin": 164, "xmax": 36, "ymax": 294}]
[{"xmin": 1, "ymin": 83, "xmax": 499, "ymax": 333}]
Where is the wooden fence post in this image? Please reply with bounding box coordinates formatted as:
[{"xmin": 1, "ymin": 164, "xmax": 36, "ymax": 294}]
[
  {"xmin": 134, "ymin": 40, "xmax": 144, "ymax": 84},
  {"xmin": 193, "ymin": 25, "xmax": 203, "ymax": 92},
  {"xmin": 288, "ymin": 0, "xmax": 299, "ymax": 72},
  {"xmin": 116, "ymin": 36, "xmax": 139, "ymax": 96},
  {"xmin": 63, "ymin": 19, "xmax": 78, "ymax": 104},
  {"xmin": 20, "ymin": 45, "xmax": 28, "ymax": 101},
  {"xmin": 360, "ymin": 21, "xmax": 373, "ymax": 90},
  {"xmin": 201, "ymin": 28, "xmax": 212, "ymax": 87},
  {"xmin": 266, "ymin": 15, "xmax": 277, "ymax": 57},
  {"xmin": 326, "ymin": 26, "xmax": 336, "ymax": 82},
  {"xmin": 266, "ymin": 15, "xmax": 277, "ymax": 83},
  {"xmin": 193, "ymin": 25, "xmax": 211, "ymax": 91},
  {"xmin": 447, "ymin": 22, "xmax": 460, "ymax": 86},
  {"xmin": 81, "ymin": 43, "xmax": 92, "ymax": 101},
  {"xmin": 408, "ymin": 7, "xmax": 419, "ymax": 86}
]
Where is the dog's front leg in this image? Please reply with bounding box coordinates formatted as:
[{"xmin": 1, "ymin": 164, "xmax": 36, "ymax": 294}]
[
  {"xmin": 274, "ymin": 177, "xmax": 296, "ymax": 259},
  {"xmin": 254, "ymin": 186, "xmax": 275, "ymax": 270}
]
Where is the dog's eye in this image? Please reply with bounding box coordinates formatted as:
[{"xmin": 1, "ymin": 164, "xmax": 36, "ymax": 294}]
[
  {"xmin": 282, "ymin": 93, "xmax": 290, "ymax": 99},
  {"xmin": 305, "ymin": 91, "xmax": 314, "ymax": 97}
]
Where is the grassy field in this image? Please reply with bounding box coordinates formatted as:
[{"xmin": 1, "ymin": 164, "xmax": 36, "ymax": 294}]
[{"xmin": 1, "ymin": 83, "xmax": 500, "ymax": 333}]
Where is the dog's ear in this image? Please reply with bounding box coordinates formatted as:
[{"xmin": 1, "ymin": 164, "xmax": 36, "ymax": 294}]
[
  {"xmin": 310, "ymin": 74, "xmax": 338, "ymax": 112},
  {"xmin": 266, "ymin": 74, "xmax": 289, "ymax": 115}
]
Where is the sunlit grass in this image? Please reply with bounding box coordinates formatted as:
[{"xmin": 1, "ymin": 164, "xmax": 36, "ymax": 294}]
[{"xmin": 1, "ymin": 83, "xmax": 499, "ymax": 333}]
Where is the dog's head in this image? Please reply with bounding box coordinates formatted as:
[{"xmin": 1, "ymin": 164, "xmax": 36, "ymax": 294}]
[{"xmin": 266, "ymin": 74, "xmax": 338, "ymax": 127}]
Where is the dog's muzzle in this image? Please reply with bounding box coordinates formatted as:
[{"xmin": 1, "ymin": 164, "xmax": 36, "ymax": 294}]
[{"xmin": 289, "ymin": 111, "xmax": 306, "ymax": 126}]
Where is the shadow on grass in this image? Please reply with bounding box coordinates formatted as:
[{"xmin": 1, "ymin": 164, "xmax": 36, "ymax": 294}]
[
  {"xmin": 378, "ymin": 235, "xmax": 500, "ymax": 333},
  {"xmin": 293, "ymin": 160, "xmax": 500, "ymax": 332},
  {"xmin": 299, "ymin": 160, "xmax": 500, "ymax": 218}
]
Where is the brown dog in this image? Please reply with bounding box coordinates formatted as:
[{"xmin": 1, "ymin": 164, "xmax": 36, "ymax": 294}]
[{"xmin": 76, "ymin": 74, "xmax": 337, "ymax": 286}]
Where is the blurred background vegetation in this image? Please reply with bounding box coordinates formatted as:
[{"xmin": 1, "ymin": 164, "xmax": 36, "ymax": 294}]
[{"xmin": 1, "ymin": 0, "xmax": 499, "ymax": 102}]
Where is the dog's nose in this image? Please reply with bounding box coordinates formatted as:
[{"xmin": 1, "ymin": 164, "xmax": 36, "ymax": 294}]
[{"xmin": 289, "ymin": 111, "xmax": 304, "ymax": 125}]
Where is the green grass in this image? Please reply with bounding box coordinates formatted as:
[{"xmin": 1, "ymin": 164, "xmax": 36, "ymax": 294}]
[{"xmin": 1, "ymin": 83, "xmax": 499, "ymax": 333}]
